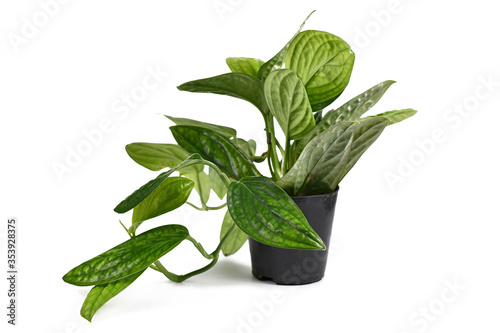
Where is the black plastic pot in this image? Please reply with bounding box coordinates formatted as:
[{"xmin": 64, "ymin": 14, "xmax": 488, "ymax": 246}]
[{"xmin": 248, "ymin": 187, "xmax": 339, "ymax": 285}]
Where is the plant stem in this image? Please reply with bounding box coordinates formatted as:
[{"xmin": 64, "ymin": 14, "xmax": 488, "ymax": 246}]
[
  {"xmin": 186, "ymin": 202, "xmax": 227, "ymax": 211},
  {"xmin": 264, "ymin": 114, "xmax": 282, "ymax": 180},
  {"xmin": 282, "ymin": 137, "xmax": 291, "ymax": 175}
]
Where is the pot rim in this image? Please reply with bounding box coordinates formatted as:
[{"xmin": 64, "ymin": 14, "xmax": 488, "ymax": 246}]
[{"xmin": 290, "ymin": 186, "xmax": 340, "ymax": 200}]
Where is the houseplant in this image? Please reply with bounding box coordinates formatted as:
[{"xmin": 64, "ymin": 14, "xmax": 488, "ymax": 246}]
[{"xmin": 63, "ymin": 12, "xmax": 416, "ymax": 321}]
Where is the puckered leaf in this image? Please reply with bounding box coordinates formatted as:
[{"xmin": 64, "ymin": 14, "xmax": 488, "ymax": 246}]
[
  {"xmin": 165, "ymin": 115, "xmax": 236, "ymax": 138},
  {"xmin": 220, "ymin": 210, "xmax": 247, "ymax": 256},
  {"xmin": 226, "ymin": 57, "xmax": 264, "ymax": 77}
]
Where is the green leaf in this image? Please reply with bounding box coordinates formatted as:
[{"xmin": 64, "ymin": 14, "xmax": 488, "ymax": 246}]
[
  {"xmin": 62, "ymin": 225, "xmax": 189, "ymax": 286},
  {"xmin": 181, "ymin": 169, "xmax": 211, "ymax": 206},
  {"xmin": 209, "ymin": 167, "xmax": 227, "ymax": 199},
  {"xmin": 232, "ymin": 138, "xmax": 257, "ymax": 158},
  {"xmin": 278, "ymin": 122, "xmax": 355, "ymax": 195},
  {"xmin": 281, "ymin": 118, "xmax": 390, "ymax": 195},
  {"xmin": 220, "ymin": 210, "xmax": 247, "ymax": 256},
  {"xmin": 364, "ymin": 108, "xmax": 417, "ymax": 125},
  {"xmin": 257, "ymin": 10, "xmax": 315, "ymax": 81},
  {"xmin": 285, "ymin": 30, "xmax": 355, "ymax": 111},
  {"xmin": 227, "ymin": 176, "xmax": 325, "ymax": 250},
  {"xmin": 80, "ymin": 269, "xmax": 145, "ymax": 322},
  {"xmin": 131, "ymin": 177, "xmax": 194, "ymax": 231},
  {"xmin": 226, "ymin": 57, "xmax": 264, "ymax": 77},
  {"xmin": 165, "ymin": 115, "xmax": 236, "ymax": 139},
  {"xmin": 293, "ymin": 80, "xmax": 396, "ymax": 160},
  {"xmin": 125, "ymin": 143, "xmax": 193, "ymax": 171},
  {"xmin": 170, "ymin": 126, "xmax": 259, "ymax": 180},
  {"xmin": 177, "ymin": 72, "xmax": 269, "ymax": 115},
  {"xmin": 264, "ymin": 69, "xmax": 315, "ymax": 140},
  {"xmin": 114, "ymin": 154, "xmax": 203, "ymax": 213}
]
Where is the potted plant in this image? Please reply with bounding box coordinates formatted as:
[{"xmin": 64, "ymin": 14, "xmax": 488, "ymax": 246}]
[{"xmin": 63, "ymin": 12, "xmax": 416, "ymax": 321}]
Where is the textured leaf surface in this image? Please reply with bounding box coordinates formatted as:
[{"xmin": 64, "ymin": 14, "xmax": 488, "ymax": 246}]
[
  {"xmin": 63, "ymin": 225, "xmax": 189, "ymax": 286},
  {"xmin": 220, "ymin": 210, "xmax": 247, "ymax": 256},
  {"xmin": 114, "ymin": 154, "xmax": 203, "ymax": 213},
  {"xmin": 165, "ymin": 115, "xmax": 236, "ymax": 138},
  {"xmin": 364, "ymin": 108, "xmax": 417, "ymax": 125},
  {"xmin": 131, "ymin": 177, "xmax": 194, "ymax": 226},
  {"xmin": 171, "ymin": 126, "xmax": 259, "ymax": 180},
  {"xmin": 264, "ymin": 69, "xmax": 315, "ymax": 140},
  {"xmin": 177, "ymin": 72, "xmax": 269, "ymax": 115},
  {"xmin": 125, "ymin": 143, "xmax": 191, "ymax": 171},
  {"xmin": 294, "ymin": 80, "xmax": 396, "ymax": 159},
  {"xmin": 257, "ymin": 11, "xmax": 315, "ymax": 81},
  {"xmin": 80, "ymin": 269, "xmax": 145, "ymax": 322},
  {"xmin": 226, "ymin": 57, "xmax": 264, "ymax": 77},
  {"xmin": 285, "ymin": 30, "xmax": 355, "ymax": 111},
  {"xmin": 227, "ymin": 176, "xmax": 325, "ymax": 250}
]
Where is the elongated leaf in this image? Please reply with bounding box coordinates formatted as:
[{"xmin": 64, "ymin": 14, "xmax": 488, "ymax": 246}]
[
  {"xmin": 294, "ymin": 80, "xmax": 396, "ymax": 160},
  {"xmin": 226, "ymin": 57, "xmax": 264, "ymax": 77},
  {"xmin": 131, "ymin": 177, "xmax": 194, "ymax": 230},
  {"xmin": 170, "ymin": 126, "xmax": 259, "ymax": 180},
  {"xmin": 80, "ymin": 269, "xmax": 145, "ymax": 322},
  {"xmin": 257, "ymin": 11, "xmax": 315, "ymax": 81},
  {"xmin": 114, "ymin": 154, "xmax": 203, "ymax": 213},
  {"xmin": 125, "ymin": 143, "xmax": 192, "ymax": 171},
  {"xmin": 339, "ymin": 117, "xmax": 390, "ymax": 180},
  {"xmin": 278, "ymin": 122, "xmax": 356, "ymax": 195},
  {"xmin": 285, "ymin": 30, "xmax": 355, "ymax": 111},
  {"xmin": 209, "ymin": 167, "xmax": 227, "ymax": 199},
  {"xmin": 165, "ymin": 115, "xmax": 236, "ymax": 138},
  {"xmin": 227, "ymin": 176, "xmax": 325, "ymax": 250},
  {"xmin": 364, "ymin": 108, "xmax": 417, "ymax": 125},
  {"xmin": 264, "ymin": 69, "xmax": 315, "ymax": 140},
  {"xmin": 220, "ymin": 210, "xmax": 247, "ymax": 256},
  {"xmin": 177, "ymin": 72, "xmax": 269, "ymax": 115},
  {"xmin": 63, "ymin": 225, "xmax": 189, "ymax": 286}
]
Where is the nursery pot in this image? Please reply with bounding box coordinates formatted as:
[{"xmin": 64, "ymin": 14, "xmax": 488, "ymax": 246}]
[{"xmin": 248, "ymin": 187, "xmax": 339, "ymax": 285}]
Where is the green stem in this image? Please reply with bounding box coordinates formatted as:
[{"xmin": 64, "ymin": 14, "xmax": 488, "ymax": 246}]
[
  {"xmin": 264, "ymin": 114, "xmax": 282, "ymax": 180},
  {"xmin": 282, "ymin": 137, "xmax": 291, "ymax": 175},
  {"xmin": 186, "ymin": 202, "xmax": 227, "ymax": 211}
]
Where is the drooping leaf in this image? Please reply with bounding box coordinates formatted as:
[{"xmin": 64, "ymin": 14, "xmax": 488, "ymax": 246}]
[
  {"xmin": 285, "ymin": 30, "xmax": 355, "ymax": 111},
  {"xmin": 177, "ymin": 72, "xmax": 269, "ymax": 115},
  {"xmin": 227, "ymin": 176, "xmax": 325, "ymax": 250},
  {"xmin": 114, "ymin": 154, "xmax": 203, "ymax": 213},
  {"xmin": 63, "ymin": 225, "xmax": 189, "ymax": 286},
  {"xmin": 264, "ymin": 69, "xmax": 315, "ymax": 140},
  {"xmin": 363, "ymin": 108, "xmax": 417, "ymax": 125},
  {"xmin": 80, "ymin": 269, "xmax": 145, "ymax": 322},
  {"xmin": 226, "ymin": 57, "xmax": 264, "ymax": 77},
  {"xmin": 220, "ymin": 210, "xmax": 247, "ymax": 256},
  {"xmin": 232, "ymin": 138, "xmax": 257, "ymax": 158},
  {"xmin": 209, "ymin": 167, "xmax": 228, "ymax": 199},
  {"xmin": 278, "ymin": 122, "xmax": 356, "ymax": 195},
  {"xmin": 293, "ymin": 80, "xmax": 396, "ymax": 160},
  {"xmin": 257, "ymin": 10, "xmax": 316, "ymax": 81},
  {"xmin": 131, "ymin": 177, "xmax": 194, "ymax": 232},
  {"xmin": 170, "ymin": 126, "xmax": 259, "ymax": 180},
  {"xmin": 165, "ymin": 115, "xmax": 236, "ymax": 138},
  {"xmin": 125, "ymin": 143, "xmax": 193, "ymax": 171},
  {"xmin": 181, "ymin": 169, "xmax": 211, "ymax": 206}
]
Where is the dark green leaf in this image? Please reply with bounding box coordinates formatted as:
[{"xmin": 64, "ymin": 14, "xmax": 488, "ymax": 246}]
[
  {"xmin": 131, "ymin": 177, "xmax": 194, "ymax": 230},
  {"xmin": 63, "ymin": 225, "xmax": 189, "ymax": 286},
  {"xmin": 220, "ymin": 210, "xmax": 247, "ymax": 256},
  {"xmin": 226, "ymin": 57, "xmax": 264, "ymax": 77},
  {"xmin": 80, "ymin": 269, "xmax": 145, "ymax": 322},
  {"xmin": 125, "ymin": 143, "xmax": 192, "ymax": 171},
  {"xmin": 257, "ymin": 11, "xmax": 315, "ymax": 81},
  {"xmin": 264, "ymin": 69, "xmax": 315, "ymax": 140},
  {"xmin": 363, "ymin": 108, "xmax": 417, "ymax": 125},
  {"xmin": 294, "ymin": 80, "xmax": 396, "ymax": 160},
  {"xmin": 114, "ymin": 154, "xmax": 203, "ymax": 213},
  {"xmin": 165, "ymin": 115, "xmax": 236, "ymax": 138},
  {"xmin": 227, "ymin": 176, "xmax": 325, "ymax": 250},
  {"xmin": 285, "ymin": 30, "xmax": 355, "ymax": 111},
  {"xmin": 177, "ymin": 72, "xmax": 269, "ymax": 115},
  {"xmin": 170, "ymin": 126, "xmax": 259, "ymax": 180}
]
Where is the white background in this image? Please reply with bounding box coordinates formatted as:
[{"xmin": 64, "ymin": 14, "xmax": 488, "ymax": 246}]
[{"xmin": 1, "ymin": 0, "xmax": 499, "ymax": 332}]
